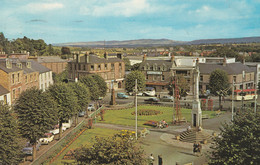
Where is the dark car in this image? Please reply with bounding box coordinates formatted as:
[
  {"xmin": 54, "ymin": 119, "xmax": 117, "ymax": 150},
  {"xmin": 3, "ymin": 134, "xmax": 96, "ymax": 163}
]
[
  {"xmin": 144, "ymin": 97, "xmax": 160, "ymax": 104},
  {"xmin": 22, "ymin": 141, "xmax": 41, "ymax": 155}
]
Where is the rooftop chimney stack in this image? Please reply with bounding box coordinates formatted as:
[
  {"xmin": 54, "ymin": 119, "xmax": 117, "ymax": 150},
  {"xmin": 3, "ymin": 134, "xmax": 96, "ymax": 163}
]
[
  {"xmin": 85, "ymin": 52, "xmax": 89, "ymax": 63},
  {"xmin": 223, "ymin": 56, "xmax": 227, "ymax": 66},
  {"xmin": 104, "ymin": 52, "xmax": 108, "ymax": 60},
  {"xmin": 143, "ymin": 54, "xmax": 147, "ymax": 61},
  {"xmin": 76, "ymin": 53, "xmax": 79, "ymax": 63},
  {"xmin": 171, "ymin": 54, "xmax": 175, "ymax": 62}
]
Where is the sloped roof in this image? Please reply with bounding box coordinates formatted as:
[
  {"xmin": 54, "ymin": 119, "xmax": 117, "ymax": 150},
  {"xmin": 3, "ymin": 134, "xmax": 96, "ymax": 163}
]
[
  {"xmin": 70, "ymin": 55, "xmax": 123, "ymax": 64},
  {"xmin": 199, "ymin": 62, "xmax": 254, "ymax": 75},
  {"xmin": 139, "ymin": 59, "xmax": 176, "ymax": 69},
  {"xmin": 0, "ymin": 59, "xmax": 22, "ymax": 73},
  {"xmin": 37, "ymin": 56, "xmax": 68, "ymax": 63},
  {"xmin": 0, "ymin": 85, "xmax": 9, "ymax": 96}
]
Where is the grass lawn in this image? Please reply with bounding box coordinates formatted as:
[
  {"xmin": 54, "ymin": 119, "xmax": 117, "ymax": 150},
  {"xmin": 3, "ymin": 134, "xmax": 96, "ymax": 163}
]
[
  {"xmin": 51, "ymin": 127, "xmax": 119, "ymax": 165},
  {"xmin": 99, "ymin": 105, "xmax": 216, "ymax": 127}
]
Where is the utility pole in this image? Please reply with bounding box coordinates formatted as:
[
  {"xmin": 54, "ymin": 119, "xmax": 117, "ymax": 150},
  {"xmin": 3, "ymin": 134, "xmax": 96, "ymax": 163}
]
[
  {"xmin": 232, "ymin": 80, "xmax": 234, "ymax": 121},
  {"xmin": 135, "ymin": 79, "xmax": 138, "ymax": 140},
  {"xmin": 254, "ymin": 79, "xmax": 257, "ymax": 113}
]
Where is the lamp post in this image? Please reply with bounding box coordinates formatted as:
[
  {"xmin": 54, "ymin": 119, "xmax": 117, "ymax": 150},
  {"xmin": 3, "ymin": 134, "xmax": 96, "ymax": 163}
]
[
  {"xmin": 135, "ymin": 79, "xmax": 138, "ymax": 140},
  {"xmin": 231, "ymin": 80, "xmax": 234, "ymax": 121}
]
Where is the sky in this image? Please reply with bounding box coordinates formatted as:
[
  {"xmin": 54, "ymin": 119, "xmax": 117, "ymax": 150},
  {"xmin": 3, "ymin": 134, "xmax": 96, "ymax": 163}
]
[{"xmin": 1, "ymin": 0, "xmax": 260, "ymax": 44}]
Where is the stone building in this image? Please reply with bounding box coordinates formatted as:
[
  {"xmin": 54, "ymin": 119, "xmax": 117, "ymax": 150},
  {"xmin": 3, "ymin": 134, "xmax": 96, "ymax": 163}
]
[
  {"xmin": 35, "ymin": 56, "xmax": 68, "ymax": 74},
  {"xmin": 68, "ymin": 53, "xmax": 125, "ymax": 90},
  {"xmin": 0, "ymin": 85, "xmax": 11, "ymax": 105},
  {"xmin": 0, "ymin": 59, "xmax": 24, "ymax": 104}
]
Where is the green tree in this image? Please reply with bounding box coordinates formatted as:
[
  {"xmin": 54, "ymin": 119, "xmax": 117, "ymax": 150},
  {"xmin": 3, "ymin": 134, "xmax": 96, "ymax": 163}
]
[
  {"xmin": 167, "ymin": 74, "xmax": 189, "ymax": 97},
  {"xmin": 125, "ymin": 71, "xmax": 145, "ymax": 93},
  {"xmin": 209, "ymin": 69, "xmax": 230, "ymax": 110},
  {"xmin": 123, "ymin": 58, "xmax": 131, "ymax": 71},
  {"xmin": 80, "ymin": 75, "xmax": 100, "ymax": 101},
  {"xmin": 91, "ymin": 74, "xmax": 108, "ymax": 98},
  {"xmin": 0, "ymin": 102, "xmax": 24, "ymax": 164},
  {"xmin": 14, "ymin": 88, "xmax": 57, "ymax": 161},
  {"xmin": 131, "ymin": 63, "xmax": 141, "ymax": 71},
  {"xmin": 47, "ymin": 83, "xmax": 77, "ymax": 139},
  {"xmin": 61, "ymin": 46, "xmax": 71, "ymax": 55},
  {"xmin": 53, "ymin": 68, "xmax": 68, "ymax": 83},
  {"xmin": 74, "ymin": 130, "xmax": 147, "ymax": 164},
  {"xmin": 209, "ymin": 109, "xmax": 260, "ymax": 165},
  {"xmin": 68, "ymin": 82, "xmax": 90, "ymax": 124}
]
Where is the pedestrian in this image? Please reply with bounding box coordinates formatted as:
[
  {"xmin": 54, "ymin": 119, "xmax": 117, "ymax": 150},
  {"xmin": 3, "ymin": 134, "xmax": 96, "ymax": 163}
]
[
  {"xmin": 148, "ymin": 154, "xmax": 155, "ymax": 165},
  {"xmin": 193, "ymin": 142, "xmax": 198, "ymax": 155},
  {"xmin": 158, "ymin": 155, "xmax": 163, "ymax": 165}
]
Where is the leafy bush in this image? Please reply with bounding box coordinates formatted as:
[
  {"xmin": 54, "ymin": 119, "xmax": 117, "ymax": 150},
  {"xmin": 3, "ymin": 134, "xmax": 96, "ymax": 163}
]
[{"xmin": 131, "ymin": 109, "xmax": 162, "ymax": 116}]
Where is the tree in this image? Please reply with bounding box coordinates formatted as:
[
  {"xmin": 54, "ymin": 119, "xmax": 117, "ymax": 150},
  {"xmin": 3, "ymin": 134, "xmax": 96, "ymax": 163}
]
[
  {"xmin": 91, "ymin": 74, "xmax": 108, "ymax": 98},
  {"xmin": 125, "ymin": 71, "xmax": 145, "ymax": 93},
  {"xmin": 74, "ymin": 130, "xmax": 147, "ymax": 164},
  {"xmin": 123, "ymin": 58, "xmax": 131, "ymax": 71},
  {"xmin": 61, "ymin": 46, "xmax": 71, "ymax": 55},
  {"xmin": 167, "ymin": 74, "xmax": 189, "ymax": 97},
  {"xmin": 47, "ymin": 83, "xmax": 77, "ymax": 139},
  {"xmin": 0, "ymin": 102, "xmax": 24, "ymax": 164},
  {"xmin": 209, "ymin": 109, "xmax": 260, "ymax": 165},
  {"xmin": 209, "ymin": 69, "xmax": 230, "ymax": 110},
  {"xmin": 131, "ymin": 63, "xmax": 141, "ymax": 71},
  {"xmin": 68, "ymin": 82, "xmax": 90, "ymax": 124},
  {"xmin": 53, "ymin": 68, "xmax": 69, "ymax": 83},
  {"xmin": 14, "ymin": 88, "xmax": 57, "ymax": 161},
  {"xmin": 80, "ymin": 75, "xmax": 100, "ymax": 101}
]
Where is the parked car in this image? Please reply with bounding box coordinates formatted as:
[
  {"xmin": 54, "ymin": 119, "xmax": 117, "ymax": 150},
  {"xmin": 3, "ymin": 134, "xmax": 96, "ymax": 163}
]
[
  {"xmin": 22, "ymin": 141, "xmax": 41, "ymax": 155},
  {"xmin": 78, "ymin": 111, "xmax": 86, "ymax": 117},
  {"xmin": 161, "ymin": 95, "xmax": 174, "ymax": 102},
  {"xmin": 63, "ymin": 119, "xmax": 73, "ymax": 129},
  {"xmin": 39, "ymin": 133, "xmax": 54, "ymax": 145},
  {"xmin": 129, "ymin": 92, "xmax": 143, "ymax": 96},
  {"xmin": 88, "ymin": 104, "xmax": 95, "ymax": 111},
  {"xmin": 49, "ymin": 124, "xmax": 66, "ymax": 135},
  {"xmin": 144, "ymin": 97, "xmax": 160, "ymax": 104},
  {"xmin": 117, "ymin": 92, "xmax": 129, "ymax": 99}
]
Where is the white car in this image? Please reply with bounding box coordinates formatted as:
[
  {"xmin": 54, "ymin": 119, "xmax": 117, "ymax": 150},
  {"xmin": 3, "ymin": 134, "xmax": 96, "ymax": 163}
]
[
  {"xmin": 39, "ymin": 133, "xmax": 54, "ymax": 145},
  {"xmin": 63, "ymin": 119, "xmax": 73, "ymax": 129},
  {"xmin": 49, "ymin": 125, "xmax": 67, "ymax": 135}
]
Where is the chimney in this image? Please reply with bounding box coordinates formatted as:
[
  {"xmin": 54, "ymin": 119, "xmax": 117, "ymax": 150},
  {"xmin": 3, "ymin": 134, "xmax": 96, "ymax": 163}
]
[
  {"xmin": 104, "ymin": 52, "xmax": 108, "ymax": 60},
  {"xmin": 143, "ymin": 54, "xmax": 147, "ymax": 61},
  {"xmin": 76, "ymin": 54, "xmax": 79, "ymax": 63},
  {"xmin": 171, "ymin": 54, "xmax": 175, "ymax": 62},
  {"xmin": 6, "ymin": 59, "xmax": 12, "ymax": 69},
  {"xmin": 85, "ymin": 52, "xmax": 89, "ymax": 63},
  {"xmin": 117, "ymin": 53, "xmax": 123, "ymax": 59},
  {"xmin": 223, "ymin": 56, "xmax": 227, "ymax": 66}
]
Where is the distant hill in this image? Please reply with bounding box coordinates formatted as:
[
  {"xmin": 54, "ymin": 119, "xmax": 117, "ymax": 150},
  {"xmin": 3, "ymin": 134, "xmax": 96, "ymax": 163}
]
[
  {"xmin": 187, "ymin": 36, "xmax": 260, "ymax": 45},
  {"xmin": 54, "ymin": 39, "xmax": 186, "ymax": 48},
  {"xmin": 54, "ymin": 37, "xmax": 260, "ymax": 48}
]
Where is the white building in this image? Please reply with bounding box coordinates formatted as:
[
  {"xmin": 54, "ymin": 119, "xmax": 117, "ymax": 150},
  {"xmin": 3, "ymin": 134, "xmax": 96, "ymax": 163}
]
[
  {"xmin": 0, "ymin": 85, "xmax": 11, "ymax": 106},
  {"xmin": 31, "ymin": 61, "xmax": 53, "ymax": 91}
]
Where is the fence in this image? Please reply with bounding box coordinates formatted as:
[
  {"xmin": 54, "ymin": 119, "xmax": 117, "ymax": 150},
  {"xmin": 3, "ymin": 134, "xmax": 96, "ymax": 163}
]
[{"xmin": 31, "ymin": 106, "xmax": 103, "ymax": 165}]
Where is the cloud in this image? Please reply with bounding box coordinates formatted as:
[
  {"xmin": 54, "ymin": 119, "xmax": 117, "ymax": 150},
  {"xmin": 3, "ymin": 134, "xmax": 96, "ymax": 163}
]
[
  {"xmin": 28, "ymin": 19, "xmax": 47, "ymax": 23},
  {"xmin": 25, "ymin": 2, "xmax": 64, "ymax": 13},
  {"xmin": 80, "ymin": 0, "xmax": 157, "ymax": 17}
]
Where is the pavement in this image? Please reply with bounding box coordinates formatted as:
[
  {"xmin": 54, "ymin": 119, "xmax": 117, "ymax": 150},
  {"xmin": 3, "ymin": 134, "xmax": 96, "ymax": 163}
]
[{"xmin": 95, "ymin": 111, "xmax": 232, "ymax": 165}]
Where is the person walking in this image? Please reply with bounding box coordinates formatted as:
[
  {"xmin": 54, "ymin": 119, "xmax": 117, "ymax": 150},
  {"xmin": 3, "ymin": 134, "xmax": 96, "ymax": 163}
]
[
  {"xmin": 148, "ymin": 154, "xmax": 155, "ymax": 165},
  {"xmin": 158, "ymin": 155, "xmax": 163, "ymax": 165}
]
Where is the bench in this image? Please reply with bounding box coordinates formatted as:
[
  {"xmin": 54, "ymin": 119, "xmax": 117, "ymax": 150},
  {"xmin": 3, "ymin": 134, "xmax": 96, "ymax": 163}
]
[
  {"xmin": 143, "ymin": 120, "xmax": 159, "ymax": 127},
  {"xmin": 202, "ymin": 114, "xmax": 209, "ymax": 119},
  {"xmin": 140, "ymin": 128, "xmax": 150, "ymax": 138},
  {"xmin": 215, "ymin": 110, "xmax": 222, "ymax": 116}
]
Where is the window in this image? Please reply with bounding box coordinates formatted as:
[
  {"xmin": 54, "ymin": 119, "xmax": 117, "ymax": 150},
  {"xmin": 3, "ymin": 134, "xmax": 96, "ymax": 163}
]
[
  {"xmin": 18, "ymin": 87, "xmax": 21, "ymax": 96},
  {"xmin": 78, "ymin": 64, "xmax": 81, "ymax": 70},
  {"xmin": 162, "ymin": 86, "xmax": 165, "ymax": 90},
  {"xmin": 91, "ymin": 65, "xmax": 94, "ymax": 71},
  {"xmin": 84, "ymin": 65, "xmax": 86, "ymax": 70},
  {"xmin": 18, "ymin": 73, "xmax": 20, "ymax": 83},
  {"xmin": 119, "ymin": 63, "xmax": 122, "ymax": 69},
  {"xmin": 12, "ymin": 74, "xmax": 15, "ymax": 84},
  {"xmin": 162, "ymin": 75, "xmax": 165, "ymax": 81},
  {"xmin": 200, "ymin": 76, "xmax": 203, "ymax": 82},
  {"xmin": 111, "ymin": 64, "xmax": 114, "ymax": 70},
  {"xmin": 105, "ymin": 64, "xmax": 107, "ymax": 70},
  {"xmin": 146, "ymin": 74, "xmax": 148, "ymax": 80},
  {"xmin": 74, "ymin": 64, "xmax": 77, "ymax": 70},
  {"xmin": 240, "ymin": 85, "xmax": 243, "ymax": 89},
  {"xmin": 30, "ymin": 75, "xmax": 32, "ymax": 82},
  {"xmin": 98, "ymin": 65, "xmax": 101, "ymax": 70},
  {"xmin": 4, "ymin": 95, "xmax": 7, "ymax": 105},
  {"xmin": 25, "ymin": 75, "xmax": 28, "ymax": 83},
  {"xmin": 233, "ymin": 76, "xmax": 236, "ymax": 83},
  {"xmin": 12, "ymin": 89, "xmax": 16, "ymax": 100}
]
